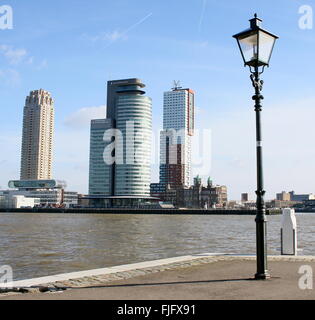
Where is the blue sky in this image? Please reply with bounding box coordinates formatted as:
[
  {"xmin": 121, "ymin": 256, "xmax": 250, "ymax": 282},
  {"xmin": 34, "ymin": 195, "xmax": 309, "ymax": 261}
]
[{"xmin": 0, "ymin": 0, "xmax": 315, "ymax": 200}]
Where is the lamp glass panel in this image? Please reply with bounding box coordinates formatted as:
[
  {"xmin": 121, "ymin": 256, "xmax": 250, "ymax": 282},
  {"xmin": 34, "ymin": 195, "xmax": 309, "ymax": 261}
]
[
  {"xmin": 238, "ymin": 32, "xmax": 258, "ymax": 64},
  {"xmin": 258, "ymin": 30, "xmax": 276, "ymax": 65}
]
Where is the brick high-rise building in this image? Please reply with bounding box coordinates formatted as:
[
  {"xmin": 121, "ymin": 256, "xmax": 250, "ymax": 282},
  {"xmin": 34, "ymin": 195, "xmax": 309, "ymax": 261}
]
[
  {"xmin": 20, "ymin": 89, "xmax": 54, "ymax": 180},
  {"xmin": 160, "ymin": 84, "xmax": 195, "ymax": 189}
]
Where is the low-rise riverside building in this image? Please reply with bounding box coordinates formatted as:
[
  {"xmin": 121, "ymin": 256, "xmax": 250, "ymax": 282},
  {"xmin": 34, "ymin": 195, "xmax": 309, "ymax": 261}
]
[
  {"xmin": 150, "ymin": 176, "xmax": 228, "ymax": 209},
  {"xmin": 289, "ymin": 191, "xmax": 315, "ymax": 202},
  {"xmin": 275, "ymin": 190, "xmax": 315, "ymax": 202},
  {"xmin": 267, "ymin": 199, "xmax": 300, "ymax": 209},
  {"xmin": 5, "ymin": 180, "xmax": 78, "ymax": 208},
  {"xmin": 276, "ymin": 191, "xmax": 291, "ymax": 201},
  {"xmin": 0, "ymin": 193, "xmax": 40, "ymax": 209},
  {"xmin": 300, "ymin": 199, "xmax": 315, "ymax": 210}
]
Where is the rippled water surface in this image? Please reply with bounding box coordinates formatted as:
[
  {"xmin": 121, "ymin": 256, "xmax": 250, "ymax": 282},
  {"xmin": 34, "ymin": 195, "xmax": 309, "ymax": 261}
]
[{"xmin": 0, "ymin": 212, "xmax": 314, "ymax": 280}]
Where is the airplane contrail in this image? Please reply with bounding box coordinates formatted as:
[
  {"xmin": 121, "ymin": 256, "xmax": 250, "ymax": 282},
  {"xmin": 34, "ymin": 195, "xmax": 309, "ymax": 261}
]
[
  {"xmin": 122, "ymin": 12, "xmax": 153, "ymax": 36},
  {"xmin": 105, "ymin": 12, "xmax": 153, "ymax": 47},
  {"xmin": 198, "ymin": 0, "xmax": 208, "ymax": 32}
]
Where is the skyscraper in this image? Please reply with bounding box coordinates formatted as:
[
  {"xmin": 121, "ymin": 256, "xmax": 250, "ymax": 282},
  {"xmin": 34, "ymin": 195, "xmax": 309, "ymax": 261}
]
[
  {"xmin": 20, "ymin": 89, "xmax": 54, "ymax": 180},
  {"xmin": 88, "ymin": 78, "xmax": 152, "ymax": 205},
  {"xmin": 112, "ymin": 80, "xmax": 152, "ymax": 197},
  {"xmin": 89, "ymin": 119, "xmax": 114, "ymax": 195},
  {"xmin": 160, "ymin": 84, "xmax": 195, "ymax": 188}
]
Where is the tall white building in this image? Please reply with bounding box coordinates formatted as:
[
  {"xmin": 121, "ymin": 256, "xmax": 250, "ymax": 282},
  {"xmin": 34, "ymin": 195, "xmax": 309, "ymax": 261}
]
[
  {"xmin": 20, "ymin": 89, "xmax": 54, "ymax": 180},
  {"xmin": 114, "ymin": 84, "xmax": 152, "ymax": 196},
  {"xmin": 160, "ymin": 85, "xmax": 195, "ymax": 188},
  {"xmin": 88, "ymin": 78, "xmax": 152, "ymax": 206}
]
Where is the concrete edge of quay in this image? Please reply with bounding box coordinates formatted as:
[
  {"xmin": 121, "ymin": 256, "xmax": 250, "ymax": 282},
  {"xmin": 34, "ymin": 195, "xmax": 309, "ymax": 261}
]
[{"xmin": 1, "ymin": 253, "xmax": 315, "ymax": 296}]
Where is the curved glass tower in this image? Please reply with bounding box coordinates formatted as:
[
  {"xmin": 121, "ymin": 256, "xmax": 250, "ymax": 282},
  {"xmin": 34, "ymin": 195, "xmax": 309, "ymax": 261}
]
[
  {"xmin": 89, "ymin": 78, "xmax": 152, "ymax": 205},
  {"xmin": 115, "ymin": 83, "xmax": 152, "ymax": 196}
]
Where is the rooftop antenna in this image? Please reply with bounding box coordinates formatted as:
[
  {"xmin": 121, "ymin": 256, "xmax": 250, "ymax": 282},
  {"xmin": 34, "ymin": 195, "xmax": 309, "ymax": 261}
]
[{"xmin": 172, "ymin": 80, "xmax": 182, "ymax": 91}]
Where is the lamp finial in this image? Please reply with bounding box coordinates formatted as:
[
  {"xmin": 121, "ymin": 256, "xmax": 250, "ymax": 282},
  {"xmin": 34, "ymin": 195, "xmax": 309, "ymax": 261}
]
[{"xmin": 250, "ymin": 14, "xmax": 262, "ymax": 29}]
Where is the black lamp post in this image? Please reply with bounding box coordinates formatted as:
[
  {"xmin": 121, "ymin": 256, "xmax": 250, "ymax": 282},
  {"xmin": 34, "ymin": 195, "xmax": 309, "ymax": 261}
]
[{"xmin": 233, "ymin": 15, "xmax": 278, "ymax": 280}]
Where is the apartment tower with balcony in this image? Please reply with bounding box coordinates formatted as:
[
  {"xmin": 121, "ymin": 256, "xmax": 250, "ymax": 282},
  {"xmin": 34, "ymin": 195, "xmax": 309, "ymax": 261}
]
[{"xmin": 20, "ymin": 89, "xmax": 54, "ymax": 180}]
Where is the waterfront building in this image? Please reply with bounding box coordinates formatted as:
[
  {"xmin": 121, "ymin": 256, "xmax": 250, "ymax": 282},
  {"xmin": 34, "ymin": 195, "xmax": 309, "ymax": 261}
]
[
  {"xmin": 289, "ymin": 191, "xmax": 315, "ymax": 202},
  {"xmin": 88, "ymin": 78, "xmax": 153, "ymax": 207},
  {"xmin": 275, "ymin": 191, "xmax": 315, "ymax": 202},
  {"xmin": 268, "ymin": 199, "xmax": 299, "ymax": 209},
  {"xmin": 6, "ymin": 180, "xmax": 78, "ymax": 207},
  {"xmin": 0, "ymin": 193, "xmax": 40, "ymax": 209},
  {"xmin": 89, "ymin": 119, "xmax": 114, "ymax": 196},
  {"xmin": 113, "ymin": 80, "xmax": 152, "ymax": 197},
  {"xmin": 20, "ymin": 89, "xmax": 54, "ymax": 180},
  {"xmin": 185, "ymin": 176, "xmax": 227, "ymax": 209},
  {"xmin": 159, "ymin": 84, "xmax": 195, "ymax": 189},
  {"xmin": 4, "ymin": 90, "xmax": 79, "ymax": 209},
  {"xmin": 150, "ymin": 183, "xmax": 167, "ymax": 201},
  {"xmin": 152, "ymin": 176, "xmax": 227, "ymax": 209},
  {"xmin": 300, "ymin": 199, "xmax": 315, "ymax": 210},
  {"xmin": 241, "ymin": 193, "xmax": 249, "ymax": 202},
  {"xmin": 276, "ymin": 191, "xmax": 291, "ymax": 201}
]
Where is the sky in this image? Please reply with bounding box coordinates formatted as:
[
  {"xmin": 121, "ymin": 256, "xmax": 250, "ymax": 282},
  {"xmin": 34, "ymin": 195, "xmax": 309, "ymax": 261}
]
[{"xmin": 0, "ymin": 0, "xmax": 314, "ymax": 200}]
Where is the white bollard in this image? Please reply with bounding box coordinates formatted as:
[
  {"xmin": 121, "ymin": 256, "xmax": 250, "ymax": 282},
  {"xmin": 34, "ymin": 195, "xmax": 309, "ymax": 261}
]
[{"xmin": 281, "ymin": 208, "xmax": 297, "ymax": 255}]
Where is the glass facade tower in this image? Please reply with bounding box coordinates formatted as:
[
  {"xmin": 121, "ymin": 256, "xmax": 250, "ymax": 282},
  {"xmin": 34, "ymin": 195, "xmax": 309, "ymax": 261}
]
[
  {"xmin": 88, "ymin": 79, "xmax": 152, "ymax": 200},
  {"xmin": 89, "ymin": 119, "xmax": 114, "ymax": 195}
]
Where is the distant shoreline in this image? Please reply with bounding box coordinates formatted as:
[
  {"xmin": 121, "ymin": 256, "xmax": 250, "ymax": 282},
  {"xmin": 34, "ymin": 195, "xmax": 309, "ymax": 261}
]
[{"xmin": 0, "ymin": 208, "xmax": 283, "ymax": 215}]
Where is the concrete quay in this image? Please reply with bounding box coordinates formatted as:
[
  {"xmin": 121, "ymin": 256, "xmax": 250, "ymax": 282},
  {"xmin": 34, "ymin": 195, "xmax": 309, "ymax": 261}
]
[
  {"xmin": 1, "ymin": 253, "xmax": 315, "ymax": 300},
  {"xmin": 0, "ymin": 208, "xmax": 281, "ymax": 215}
]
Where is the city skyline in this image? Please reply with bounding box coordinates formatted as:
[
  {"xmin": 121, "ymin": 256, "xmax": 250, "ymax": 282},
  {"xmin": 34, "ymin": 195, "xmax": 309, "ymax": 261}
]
[{"xmin": 1, "ymin": 1, "xmax": 315, "ymax": 200}]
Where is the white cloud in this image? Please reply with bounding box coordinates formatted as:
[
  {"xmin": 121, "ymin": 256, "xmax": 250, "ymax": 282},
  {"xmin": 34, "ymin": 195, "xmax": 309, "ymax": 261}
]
[
  {"xmin": 0, "ymin": 44, "xmax": 48, "ymax": 71},
  {"xmin": 0, "ymin": 45, "xmax": 28, "ymax": 65},
  {"xmin": 64, "ymin": 105, "xmax": 106, "ymax": 129}
]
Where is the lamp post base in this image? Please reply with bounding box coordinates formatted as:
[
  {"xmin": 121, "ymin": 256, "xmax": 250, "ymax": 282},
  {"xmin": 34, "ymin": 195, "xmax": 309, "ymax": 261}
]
[{"xmin": 255, "ymin": 272, "xmax": 271, "ymax": 280}]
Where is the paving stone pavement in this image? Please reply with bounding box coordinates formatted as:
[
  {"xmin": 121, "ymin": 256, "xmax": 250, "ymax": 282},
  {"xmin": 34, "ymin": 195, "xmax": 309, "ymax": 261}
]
[{"xmin": 1, "ymin": 255, "xmax": 315, "ymax": 299}]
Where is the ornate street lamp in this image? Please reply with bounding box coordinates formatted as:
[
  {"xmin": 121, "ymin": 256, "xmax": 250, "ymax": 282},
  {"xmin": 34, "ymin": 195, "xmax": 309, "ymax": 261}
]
[{"xmin": 233, "ymin": 15, "xmax": 278, "ymax": 280}]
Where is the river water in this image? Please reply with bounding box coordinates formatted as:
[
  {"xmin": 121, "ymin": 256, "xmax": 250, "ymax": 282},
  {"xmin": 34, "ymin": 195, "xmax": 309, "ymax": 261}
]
[{"xmin": 0, "ymin": 212, "xmax": 314, "ymax": 281}]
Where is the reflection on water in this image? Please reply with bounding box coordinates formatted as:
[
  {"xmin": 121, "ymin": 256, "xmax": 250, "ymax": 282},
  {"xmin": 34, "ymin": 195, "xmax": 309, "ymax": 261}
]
[{"xmin": 0, "ymin": 212, "xmax": 314, "ymax": 280}]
